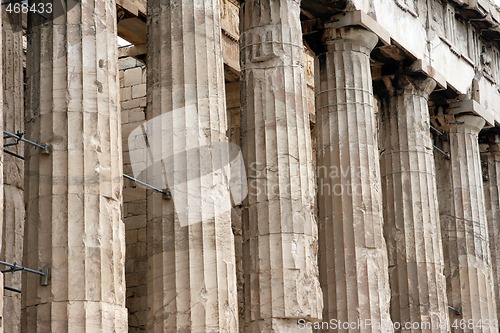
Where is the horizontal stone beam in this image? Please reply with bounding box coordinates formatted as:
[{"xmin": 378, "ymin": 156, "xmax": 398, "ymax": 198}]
[
  {"xmin": 118, "ymin": 44, "xmax": 146, "ymax": 58},
  {"xmin": 449, "ymin": 99, "xmax": 496, "ymax": 127},
  {"xmin": 326, "ymin": 10, "xmax": 391, "ymax": 45}
]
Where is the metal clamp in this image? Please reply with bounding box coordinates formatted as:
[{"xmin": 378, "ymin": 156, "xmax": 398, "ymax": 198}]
[{"xmin": 123, "ymin": 174, "xmax": 172, "ymax": 199}]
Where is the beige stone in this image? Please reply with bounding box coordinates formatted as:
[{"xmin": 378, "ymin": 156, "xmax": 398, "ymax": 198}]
[
  {"xmin": 146, "ymin": 0, "xmax": 239, "ymax": 331},
  {"xmin": 22, "ymin": 2, "xmax": 128, "ymax": 331},
  {"xmin": 240, "ymin": 0, "xmax": 323, "ymax": 331},
  {"xmin": 0, "ymin": 1, "xmax": 499, "ymax": 331},
  {"xmin": 315, "ymin": 26, "xmax": 393, "ymax": 332},
  {"xmin": 436, "ymin": 113, "xmax": 498, "ymax": 332},
  {"xmin": 378, "ymin": 75, "xmax": 449, "ymax": 330},
  {"xmin": 0, "ymin": 7, "xmax": 3, "ymax": 333},
  {"xmin": 121, "ymin": 87, "xmax": 132, "ymax": 101},
  {"xmin": 124, "ymin": 67, "xmax": 143, "ymax": 87},
  {"xmin": 226, "ymin": 81, "xmax": 245, "ymax": 332},
  {"xmin": 2, "ymin": 9, "xmax": 23, "ymax": 333},
  {"xmin": 131, "ymin": 84, "xmax": 146, "ymax": 99},
  {"xmin": 0, "ymin": 273, "xmax": 3, "ymax": 333},
  {"xmin": 481, "ymin": 132, "xmax": 500, "ymax": 323},
  {"xmin": 120, "ymin": 61, "xmax": 148, "ymax": 333}
]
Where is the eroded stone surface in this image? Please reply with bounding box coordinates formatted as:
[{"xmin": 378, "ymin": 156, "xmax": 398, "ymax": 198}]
[
  {"xmin": 225, "ymin": 81, "xmax": 245, "ymax": 332},
  {"xmin": 378, "ymin": 75, "xmax": 449, "ymax": 331},
  {"xmin": 240, "ymin": 1, "xmax": 323, "ymax": 331},
  {"xmin": 22, "ymin": 2, "xmax": 128, "ymax": 331},
  {"xmin": 481, "ymin": 133, "xmax": 500, "ymax": 324},
  {"xmin": 0, "ymin": 8, "xmax": 3, "ymax": 333},
  {"xmin": 146, "ymin": 0, "xmax": 239, "ymax": 331},
  {"xmin": 0, "ymin": 274, "xmax": 3, "ymax": 333},
  {"xmin": 120, "ymin": 62, "xmax": 148, "ymax": 333},
  {"xmin": 315, "ymin": 26, "xmax": 393, "ymax": 332},
  {"xmin": 436, "ymin": 113, "xmax": 498, "ymax": 332},
  {"xmin": 1, "ymin": 9, "xmax": 23, "ymax": 333}
]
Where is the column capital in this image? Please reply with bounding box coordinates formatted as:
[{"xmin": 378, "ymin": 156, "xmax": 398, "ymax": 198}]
[
  {"xmin": 448, "ymin": 114, "xmax": 486, "ymax": 134},
  {"xmin": 315, "ymin": 22, "xmax": 394, "ymax": 329},
  {"xmin": 322, "ymin": 26, "xmax": 378, "ymax": 54},
  {"xmin": 379, "ymin": 74, "xmax": 436, "ymax": 99},
  {"xmin": 438, "ymin": 112, "xmax": 499, "ymax": 330}
]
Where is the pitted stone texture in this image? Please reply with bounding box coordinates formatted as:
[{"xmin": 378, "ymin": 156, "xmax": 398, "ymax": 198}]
[
  {"xmin": 481, "ymin": 133, "xmax": 500, "ymax": 323},
  {"xmin": 0, "ymin": 8, "xmax": 3, "ymax": 333},
  {"xmin": 226, "ymin": 81, "xmax": 245, "ymax": 332},
  {"xmin": 2, "ymin": 9, "xmax": 23, "ymax": 333},
  {"xmin": 0, "ymin": 273, "xmax": 3, "ymax": 333},
  {"xmin": 22, "ymin": 2, "xmax": 128, "ymax": 331},
  {"xmin": 315, "ymin": 26, "xmax": 393, "ymax": 332},
  {"xmin": 378, "ymin": 75, "xmax": 449, "ymax": 331},
  {"xmin": 147, "ymin": 0, "xmax": 239, "ymax": 331},
  {"xmin": 240, "ymin": 0, "xmax": 323, "ymax": 331},
  {"xmin": 120, "ymin": 63, "xmax": 148, "ymax": 333},
  {"xmin": 436, "ymin": 114, "xmax": 498, "ymax": 332}
]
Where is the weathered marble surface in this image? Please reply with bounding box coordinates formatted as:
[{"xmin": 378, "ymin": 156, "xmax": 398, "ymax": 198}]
[{"xmin": 22, "ymin": 2, "xmax": 128, "ymax": 331}]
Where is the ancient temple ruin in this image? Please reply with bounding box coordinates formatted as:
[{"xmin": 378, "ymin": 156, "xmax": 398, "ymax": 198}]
[{"xmin": 1, "ymin": 0, "xmax": 500, "ymax": 332}]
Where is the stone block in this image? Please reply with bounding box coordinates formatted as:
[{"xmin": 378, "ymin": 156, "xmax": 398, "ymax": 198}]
[
  {"xmin": 121, "ymin": 87, "xmax": 132, "ymax": 101},
  {"xmin": 123, "ymin": 214, "xmax": 147, "ymax": 229},
  {"xmin": 122, "ymin": 98, "xmax": 143, "ymax": 110},
  {"xmin": 124, "ymin": 67, "xmax": 143, "ymax": 86},
  {"xmin": 137, "ymin": 228, "xmax": 146, "ymax": 242},
  {"xmin": 126, "ymin": 229, "xmax": 138, "ymax": 243},
  {"xmin": 128, "ymin": 108, "xmax": 145, "ymax": 123},
  {"xmin": 132, "ymin": 84, "xmax": 146, "ymax": 98}
]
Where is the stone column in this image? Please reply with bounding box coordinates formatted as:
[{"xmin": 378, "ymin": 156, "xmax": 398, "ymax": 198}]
[
  {"xmin": 0, "ymin": 273, "xmax": 3, "ymax": 333},
  {"xmin": 481, "ymin": 132, "xmax": 500, "ymax": 322},
  {"xmin": 146, "ymin": 0, "xmax": 239, "ymax": 331},
  {"xmin": 436, "ymin": 114, "xmax": 498, "ymax": 332},
  {"xmin": 378, "ymin": 75, "xmax": 449, "ymax": 330},
  {"xmin": 2, "ymin": 9, "xmax": 24, "ymax": 333},
  {"xmin": 22, "ymin": 2, "xmax": 128, "ymax": 331},
  {"xmin": 226, "ymin": 81, "xmax": 245, "ymax": 331},
  {"xmin": 0, "ymin": 6, "xmax": 3, "ymax": 333},
  {"xmin": 0, "ymin": 273, "xmax": 5, "ymax": 333},
  {"xmin": 240, "ymin": 0, "xmax": 323, "ymax": 331},
  {"xmin": 315, "ymin": 26, "xmax": 393, "ymax": 331}
]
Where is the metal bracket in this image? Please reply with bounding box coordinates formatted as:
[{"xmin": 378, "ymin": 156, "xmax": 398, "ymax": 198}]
[
  {"xmin": 4, "ymin": 286, "xmax": 21, "ymax": 293},
  {"xmin": 0, "ymin": 261, "xmax": 50, "ymax": 287},
  {"xmin": 430, "ymin": 125, "xmax": 448, "ymax": 140},
  {"xmin": 433, "ymin": 145, "xmax": 451, "ymax": 160},
  {"xmin": 123, "ymin": 174, "xmax": 172, "ymax": 199},
  {"xmin": 448, "ymin": 305, "xmax": 462, "ymax": 315},
  {"xmin": 3, "ymin": 130, "xmax": 51, "ymax": 154},
  {"xmin": 41, "ymin": 265, "xmax": 50, "ymax": 286},
  {"xmin": 3, "ymin": 149, "xmax": 24, "ymax": 160}
]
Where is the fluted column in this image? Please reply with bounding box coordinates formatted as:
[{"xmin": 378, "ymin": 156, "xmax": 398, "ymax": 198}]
[
  {"xmin": 226, "ymin": 81, "xmax": 245, "ymax": 332},
  {"xmin": 240, "ymin": 0, "xmax": 323, "ymax": 331},
  {"xmin": 436, "ymin": 114, "xmax": 498, "ymax": 332},
  {"xmin": 146, "ymin": 0, "xmax": 239, "ymax": 331},
  {"xmin": 0, "ymin": 8, "xmax": 3, "ymax": 333},
  {"xmin": 378, "ymin": 75, "xmax": 449, "ymax": 331},
  {"xmin": 315, "ymin": 26, "xmax": 393, "ymax": 332},
  {"xmin": 2, "ymin": 9, "xmax": 24, "ymax": 333},
  {"xmin": 481, "ymin": 132, "xmax": 500, "ymax": 321},
  {"xmin": 22, "ymin": 2, "xmax": 128, "ymax": 331},
  {"xmin": 0, "ymin": 273, "xmax": 3, "ymax": 333}
]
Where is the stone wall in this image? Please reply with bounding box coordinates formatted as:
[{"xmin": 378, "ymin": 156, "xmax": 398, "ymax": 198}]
[{"xmin": 120, "ymin": 58, "xmax": 148, "ymax": 333}]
